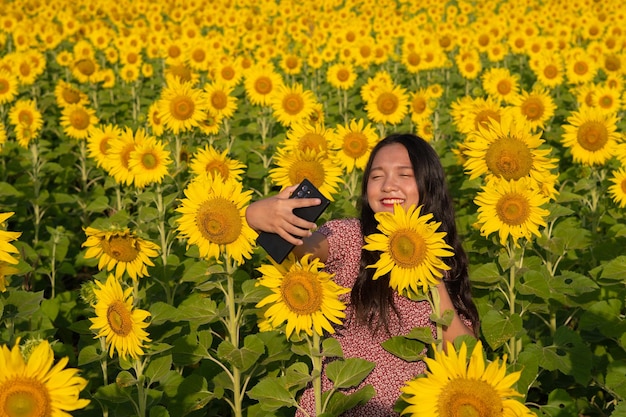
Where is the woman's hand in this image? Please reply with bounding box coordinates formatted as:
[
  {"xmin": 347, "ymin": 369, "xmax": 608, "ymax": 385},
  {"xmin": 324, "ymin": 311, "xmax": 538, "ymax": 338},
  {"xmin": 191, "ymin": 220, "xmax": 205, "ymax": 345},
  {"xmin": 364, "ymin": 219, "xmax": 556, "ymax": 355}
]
[{"xmin": 246, "ymin": 185, "xmax": 323, "ymax": 246}]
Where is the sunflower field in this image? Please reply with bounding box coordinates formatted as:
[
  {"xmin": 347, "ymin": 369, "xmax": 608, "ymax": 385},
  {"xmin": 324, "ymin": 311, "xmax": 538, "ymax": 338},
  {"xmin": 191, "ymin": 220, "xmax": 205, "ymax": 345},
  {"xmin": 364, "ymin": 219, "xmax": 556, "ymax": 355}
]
[{"xmin": 1, "ymin": 0, "xmax": 626, "ymax": 415}]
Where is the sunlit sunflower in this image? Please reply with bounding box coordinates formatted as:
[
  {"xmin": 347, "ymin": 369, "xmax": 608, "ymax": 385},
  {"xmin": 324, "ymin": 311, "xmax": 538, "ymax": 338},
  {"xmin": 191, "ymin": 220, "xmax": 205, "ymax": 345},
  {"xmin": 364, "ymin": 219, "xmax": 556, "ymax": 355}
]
[
  {"xmin": 175, "ymin": 175, "xmax": 256, "ymax": 264},
  {"xmin": 0, "ymin": 262, "xmax": 19, "ymax": 292},
  {"xmin": 565, "ymin": 49, "xmax": 597, "ymax": 85},
  {"xmin": 8, "ymin": 99, "xmax": 43, "ymax": 147},
  {"xmin": 243, "ymin": 64, "xmax": 284, "ymax": 106},
  {"xmin": 87, "ymin": 124, "xmax": 121, "ymax": 170},
  {"xmin": 481, "ymin": 67, "xmax": 520, "ymax": 104},
  {"xmin": 416, "ymin": 118, "xmax": 435, "ymax": 142},
  {"xmin": 409, "ymin": 88, "xmax": 435, "ymax": 124},
  {"xmin": 105, "ymin": 127, "xmax": 142, "ymax": 186},
  {"xmin": 0, "ymin": 69, "xmax": 19, "ymax": 104},
  {"xmin": 326, "ymin": 61, "xmax": 357, "ymax": 90},
  {"xmin": 608, "ymin": 166, "xmax": 626, "ymax": 208},
  {"xmin": 146, "ymin": 101, "xmax": 165, "ymax": 137},
  {"xmin": 463, "ymin": 114, "xmax": 556, "ymax": 183},
  {"xmin": 255, "ymin": 253, "xmax": 350, "ymax": 339},
  {"xmin": 455, "ymin": 48, "xmax": 482, "ymax": 80},
  {"xmin": 0, "ymin": 338, "xmax": 90, "ymax": 416},
  {"xmin": 451, "ymin": 96, "xmax": 503, "ymax": 135},
  {"xmin": 507, "ymin": 88, "xmax": 556, "ymax": 131},
  {"xmin": 89, "ymin": 274, "xmax": 151, "ymax": 359},
  {"xmin": 60, "ymin": 104, "xmax": 99, "ymax": 140},
  {"xmin": 365, "ymin": 83, "xmax": 410, "ymax": 125},
  {"xmin": 54, "ymin": 79, "xmax": 89, "ymax": 108},
  {"xmin": 283, "ymin": 122, "xmax": 332, "ymax": 154},
  {"xmin": 474, "ymin": 177, "xmax": 550, "ymax": 247},
  {"xmin": 360, "ymin": 70, "xmax": 394, "ymax": 102},
  {"xmin": 83, "ymin": 227, "xmax": 160, "ymax": 280},
  {"xmin": 128, "ymin": 132, "xmax": 172, "ymax": 188},
  {"xmin": 591, "ymin": 85, "xmax": 623, "ymax": 115},
  {"xmin": 203, "ymin": 81, "xmax": 238, "ymax": 119},
  {"xmin": 157, "ymin": 75, "xmax": 208, "ymax": 134},
  {"xmin": 0, "ymin": 212, "xmax": 21, "ymax": 266},
  {"xmin": 363, "ymin": 204, "xmax": 454, "ymax": 297},
  {"xmin": 0, "ymin": 121, "xmax": 6, "ymax": 149},
  {"xmin": 531, "ymin": 51, "xmax": 565, "ymax": 88},
  {"xmin": 189, "ymin": 144, "xmax": 246, "ymax": 181},
  {"xmin": 213, "ymin": 57, "xmax": 244, "ymax": 87},
  {"xmin": 269, "ymin": 148, "xmax": 343, "ymax": 201},
  {"xmin": 197, "ymin": 111, "xmax": 224, "ymax": 136},
  {"xmin": 270, "ymin": 82, "xmax": 317, "ymax": 127},
  {"xmin": 400, "ymin": 340, "xmax": 534, "ymax": 417},
  {"xmin": 329, "ymin": 118, "xmax": 379, "ymax": 173},
  {"xmin": 561, "ymin": 107, "xmax": 620, "ymax": 166},
  {"xmin": 71, "ymin": 55, "xmax": 100, "ymax": 84}
]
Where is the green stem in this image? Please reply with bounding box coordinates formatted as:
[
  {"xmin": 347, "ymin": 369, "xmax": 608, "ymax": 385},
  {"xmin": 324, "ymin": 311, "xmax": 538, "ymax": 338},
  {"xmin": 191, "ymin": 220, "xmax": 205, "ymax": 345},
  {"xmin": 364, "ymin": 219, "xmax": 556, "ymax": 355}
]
[
  {"xmin": 311, "ymin": 332, "xmax": 323, "ymax": 416},
  {"xmin": 133, "ymin": 358, "xmax": 147, "ymax": 417},
  {"xmin": 225, "ymin": 258, "xmax": 243, "ymax": 417}
]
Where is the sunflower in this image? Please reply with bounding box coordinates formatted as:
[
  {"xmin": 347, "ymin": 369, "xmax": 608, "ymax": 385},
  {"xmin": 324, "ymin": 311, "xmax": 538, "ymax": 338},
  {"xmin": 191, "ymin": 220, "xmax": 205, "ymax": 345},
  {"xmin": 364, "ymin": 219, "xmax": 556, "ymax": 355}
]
[
  {"xmin": 363, "ymin": 204, "xmax": 454, "ymax": 297},
  {"xmin": 463, "ymin": 113, "xmax": 556, "ymax": 182},
  {"xmin": 450, "ymin": 96, "xmax": 503, "ymax": 135},
  {"xmin": 565, "ymin": 49, "xmax": 597, "ymax": 85},
  {"xmin": 0, "ymin": 69, "xmax": 18, "ymax": 104},
  {"xmin": 197, "ymin": 111, "xmax": 224, "ymax": 136},
  {"xmin": 189, "ymin": 144, "xmax": 246, "ymax": 181},
  {"xmin": 255, "ymin": 253, "xmax": 350, "ymax": 339},
  {"xmin": 400, "ymin": 340, "xmax": 534, "ymax": 417},
  {"xmin": 60, "ymin": 104, "xmax": 99, "ymax": 140},
  {"xmin": 89, "ymin": 274, "xmax": 151, "ymax": 359},
  {"xmin": 360, "ymin": 70, "xmax": 394, "ymax": 102},
  {"xmin": 157, "ymin": 75, "xmax": 208, "ymax": 134},
  {"xmin": 0, "ymin": 212, "xmax": 21, "ymax": 266},
  {"xmin": 455, "ymin": 48, "xmax": 482, "ymax": 80},
  {"xmin": 105, "ymin": 127, "xmax": 142, "ymax": 186},
  {"xmin": 82, "ymin": 227, "xmax": 160, "ymax": 280},
  {"xmin": 269, "ymin": 148, "xmax": 343, "ymax": 201},
  {"xmin": 531, "ymin": 51, "xmax": 565, "ymax": 88},
  {"xmin": 204, "ymin": 81, "xmax": 238, "ymax": 119},
  {"xmin": 326, "ymin": 61, "xmax": 357, "ymax": 90},
  {"xmin": 8, "ymin": 99, "xmax": 43, "ymax": 133},
  {"xmin": 175, "ymin": 175, "xmax": 257, "ymax": 264},
  {"xmin": 474, "ymin": 177, "xmax": 550, "ymax": 247},
  {"xmin": 365, "ymin": 83, "xmax": 410, "ymax": 125},
  {"xmin": 128, "ymin": 132, "xmax": 172, "ymax": 188},
  {"xmin": 507, "ymin": 88, "xmax": 556, "ymax": 131},
  {"xmin": 0, "ymin": 338, "xmax": 90, "ymax": 416},
  {"xmin": 561, "ymin": 107, "xmax": 620, "ymax": 166},
  {"xmin": 608, "ymin": 166, "xmax": 626, "ymax": 208},
  {"xmin": 329, "ymin": 118, "xmax": 379, "ymax": 173},
  {"xmin": 481, "ymin": 67, "xmax": 520, "ymax": 103},
  {"xmin": 0, "ymin": 262, "xmax": 19, "ymax": 292},
  {"xmin": 213, "ymin": 57, "xmax": 244, "ymax": 87},
  {"xmin": 87, "ymin": 124, "xmax": 121, "ymax": 170},
  {"xmin": 283, "ymin": 122, "xmax": 332, "ymax": 154},
  {"xmin": 409, "ymin": 88, "xmax": 434, "ymax": 124},
  {"xmin": 591, "ymin": 85, "xmax": 623, "ymax": 115},
  {"xmin": 270, "ymin": 82, "xmax": 317, "ymax": 127},
  {"xmin": 243, "ymin": 64, "xmax": 284, "ymax": 106},
  {"xmin": 0, "ymin": 121, "xmax": 6, "ymax": 149},
  {"xmin": 147, "ymin": 101, "xmax": 165, "ymax": 137},
  {"xmin": 71, "ymin": 56, "xmax": 100, "ymax": 84},
  {"xmin": 54, "ymin": 79, "xmax": 89, "ymax": 108}
]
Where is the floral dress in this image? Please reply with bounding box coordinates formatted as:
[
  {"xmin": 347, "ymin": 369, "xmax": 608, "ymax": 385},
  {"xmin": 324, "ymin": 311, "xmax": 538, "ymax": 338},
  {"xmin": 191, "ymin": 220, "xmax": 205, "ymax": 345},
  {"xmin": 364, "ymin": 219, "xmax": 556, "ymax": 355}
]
[{"xmin": 295, "ymin": 218, "xmax": 436, "ymax": 417}]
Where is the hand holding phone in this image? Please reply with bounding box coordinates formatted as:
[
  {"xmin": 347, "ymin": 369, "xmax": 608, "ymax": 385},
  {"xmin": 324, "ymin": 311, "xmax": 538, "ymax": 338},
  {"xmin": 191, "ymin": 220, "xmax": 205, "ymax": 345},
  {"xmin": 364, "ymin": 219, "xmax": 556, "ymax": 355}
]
[{"xmin": 256, "ymin": 179, "xmax": 330, "ymax": 263}]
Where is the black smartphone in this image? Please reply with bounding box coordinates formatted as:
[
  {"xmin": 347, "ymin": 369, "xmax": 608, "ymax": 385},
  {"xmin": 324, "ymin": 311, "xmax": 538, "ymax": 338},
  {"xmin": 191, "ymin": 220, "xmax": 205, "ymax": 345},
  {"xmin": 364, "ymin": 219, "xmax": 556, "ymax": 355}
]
[{"xmin": 256, "ymin": 178, "xmax": 330, "ymax": 263}]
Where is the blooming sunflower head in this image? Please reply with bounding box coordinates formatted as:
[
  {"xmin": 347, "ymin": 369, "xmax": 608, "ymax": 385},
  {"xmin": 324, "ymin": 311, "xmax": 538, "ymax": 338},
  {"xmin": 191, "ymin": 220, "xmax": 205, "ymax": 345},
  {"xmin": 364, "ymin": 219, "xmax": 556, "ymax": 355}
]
[
  {"xmin": 89, "ymin": 274, "xmax": 151, "ymax": 359},
  {"xmin": 400, "ymin": 340, "xmax": 535, "ymax": 417},
  {"xmin": 255, "ymin": 253, "xmax": 350, "ymax": 339},
  {"xmin": 363, "ymin": 204, "xmax": 454, "ymax": 297}
]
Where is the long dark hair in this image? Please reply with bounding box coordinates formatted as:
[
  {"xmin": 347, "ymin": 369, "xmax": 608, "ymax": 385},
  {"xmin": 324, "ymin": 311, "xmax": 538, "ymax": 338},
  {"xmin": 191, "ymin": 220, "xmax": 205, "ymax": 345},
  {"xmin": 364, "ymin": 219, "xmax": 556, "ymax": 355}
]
[{"xmin": 351, "ymin": 133, "xmax": 479, "ymax": 334}]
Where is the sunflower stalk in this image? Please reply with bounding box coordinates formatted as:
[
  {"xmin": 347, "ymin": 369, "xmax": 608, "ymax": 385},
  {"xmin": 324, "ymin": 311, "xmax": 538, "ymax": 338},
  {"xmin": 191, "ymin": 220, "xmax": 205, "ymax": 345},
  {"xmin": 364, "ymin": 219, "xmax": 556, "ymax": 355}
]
[
  {"xmin": 429, "ymin": 285, "xmax": 444, "ymax": 350},
  {"xmin": 310, "ymin": 331, "xmax": 324, "ymax": 416},
  {"xmin": 506, "ymin": 239, "xmax": 524, "ymax": 363},
  {"xmin": 132, "ymin": 357, "xmax": 148, "ymax": 417},
  {"xmin": 224, "ymin": 257, "xmax": 244, "ymax": 417}
]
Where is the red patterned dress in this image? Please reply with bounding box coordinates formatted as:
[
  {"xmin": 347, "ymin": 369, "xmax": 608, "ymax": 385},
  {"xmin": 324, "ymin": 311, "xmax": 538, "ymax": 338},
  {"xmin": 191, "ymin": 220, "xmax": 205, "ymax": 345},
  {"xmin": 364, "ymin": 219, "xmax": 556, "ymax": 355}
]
[{"xmin": 295, "ymin": 218, "xmax": 436, "ymax": 417}]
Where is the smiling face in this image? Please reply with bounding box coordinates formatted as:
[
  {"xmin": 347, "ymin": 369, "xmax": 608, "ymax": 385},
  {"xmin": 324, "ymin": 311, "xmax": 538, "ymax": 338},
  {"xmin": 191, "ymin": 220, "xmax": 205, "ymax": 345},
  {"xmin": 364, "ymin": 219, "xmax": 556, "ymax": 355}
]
[{"xmin": 366, "ymin": 142, "xmax": 420, "ymax": 213}]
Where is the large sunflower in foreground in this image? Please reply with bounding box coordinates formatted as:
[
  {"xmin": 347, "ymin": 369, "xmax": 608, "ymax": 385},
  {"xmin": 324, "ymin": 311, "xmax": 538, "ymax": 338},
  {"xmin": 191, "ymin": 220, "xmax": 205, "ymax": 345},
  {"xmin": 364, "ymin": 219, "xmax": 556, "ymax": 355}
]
[
  {"xmin": 175, "ymin": 175, "xmax": 256, "ymax": 264},
  {"xmin": 89, "ymin": 274, "xmax": 151, "ymax": 359},
  {"xmin": 0, "ymin": 338, "xmax": 90, "ymax": 416},
  {"xmin": 363, "ymin": 204, "xmax": 454, "ymax": 297},
  {"xmin": 256, "ymin": 254, "xmax": 350, "ymax": 339},
  {"xmin": 474, "ymin": 177, "xmax": 550, "ymax": 247},
  {"xmin": 561, "ymin": 107, "xmax": 620, "ymax": 166},
  {"xmin": 82, "ymin": 227, "xmax": 160, "ymax": 280},
  {"xmin": 400, "ymin": 340, "xmax": 534, "ymax": 417}
]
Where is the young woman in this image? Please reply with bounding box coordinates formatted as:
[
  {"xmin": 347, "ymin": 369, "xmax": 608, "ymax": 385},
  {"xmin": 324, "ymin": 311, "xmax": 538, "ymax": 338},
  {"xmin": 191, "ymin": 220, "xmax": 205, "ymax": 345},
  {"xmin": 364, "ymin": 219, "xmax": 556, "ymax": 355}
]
[{"xmin": 246, "ymin": 133, "xmax": 479, "ymax": 416}]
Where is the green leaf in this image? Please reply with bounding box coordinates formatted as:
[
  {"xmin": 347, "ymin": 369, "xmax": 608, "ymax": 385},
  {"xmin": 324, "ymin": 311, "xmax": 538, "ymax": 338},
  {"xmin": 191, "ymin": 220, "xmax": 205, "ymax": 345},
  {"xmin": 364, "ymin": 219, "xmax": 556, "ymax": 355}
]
[
  {"xmin": 611, "ymin": 401, "xmax": 626, "ymax": 417},
  {"xmin": 469, "ymin": 262, "xmax": 503, "ymax": 287},
  {"xmin": 579, "ymin": 299, "xmax": 626, "ymax": 339},
  {"xmin": 149, "ymin": 301, "xmax": 179, "ymax": 325},
  {"xmin": 145, "ymin": 354, "xmax": 173, "ymax": 384},
  {"xmin": 116, "ymin": 370, "xmax": 137, "ymax": 387},
  {"xmin": 248, "ymin": 376, "xmax": 296, "ymax": 411},
  {"xmin": 322, "ymin": 337, "xmax": 344, "ymax": 358},
  {"xmin": 94, "ymin": 382, "xmax": 132, "ymax": 403},
  {"xmin": 599, "ymin": 256, "xmax": 626, "ymax": 282},
  {"xmin": 170, "ymin": 374, "xmax": 213, "ymax": 415},
  {"xmin": 430, "ymin": 308, "xmax": 454, "ymax": 327},
  {"xmin": 256, "ymin": 331, "xmax": 294, "ymax": 364},
  {"xmin": 0, "ymin": 181, "xmax": 22, "ymax": 197},
  {"xmin": 538, "ymin": 388, "xmax": 578, "ymax": 416},
  {"xmin": 405, "ymin": 326, "xmax": 436, "ymax": 344},
  {"xmin": 78, "ymin": 344, "xmax": 104, "ymax": 366},
  {"xmin": 176, "ymin": 293, "xmax": 219, "ymax": 325},
  {"xmin": 85, "ymin": 195, "xmax": 110, "ymax": 213},
  {"xmin": 606, "ymin": 360, "xmax": 626, "ymax": 399},
  {"xmin": 149, "ymin": 406, "xmax": 170, "ymax": 417},
  {"xmin": 216, "ymin": 334, "xmax": 265, "ymax": 372},
  {"xmin": 4, "ymin": 290, "xmax": 44, "ymax": 319},
  {"xmin": 326, "ymin": 357, "xmax": 376, "ymax": 389},
  {"xmin": 481, "ymin": 310, "xmax": 523, "ymax": 350},
  {"xmin": 381, "ymin": 336, "xmax": 426, "ymax": 362},
  {"xmin": 321, "ymin": 384, "xmax": 376, "ymax": 417},
  {"xmin": 284, "ymin": 362, "xmax": 312, "ymax": 390}
]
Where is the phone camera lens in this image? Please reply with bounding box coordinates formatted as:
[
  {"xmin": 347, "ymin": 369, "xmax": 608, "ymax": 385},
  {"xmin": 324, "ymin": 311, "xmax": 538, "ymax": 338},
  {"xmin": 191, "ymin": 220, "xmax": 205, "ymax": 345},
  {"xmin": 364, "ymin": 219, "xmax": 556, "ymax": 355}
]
[{"xmin": 297, "ymin": 191, "xmax": 304, "ymax": 197}]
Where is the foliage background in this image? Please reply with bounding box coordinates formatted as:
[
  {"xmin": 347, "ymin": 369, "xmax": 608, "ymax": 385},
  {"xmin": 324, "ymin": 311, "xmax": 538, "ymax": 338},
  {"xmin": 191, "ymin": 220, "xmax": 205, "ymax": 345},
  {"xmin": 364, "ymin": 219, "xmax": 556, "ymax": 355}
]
[{"xmin": 1, "ymin": 0, "xmax": 625, "ymax": 416}]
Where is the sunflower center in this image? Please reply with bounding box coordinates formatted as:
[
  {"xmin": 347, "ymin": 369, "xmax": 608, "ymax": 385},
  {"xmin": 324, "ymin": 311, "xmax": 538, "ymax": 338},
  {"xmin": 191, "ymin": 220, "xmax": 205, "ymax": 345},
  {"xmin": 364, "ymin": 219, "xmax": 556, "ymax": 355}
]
[
  {"xmin": 0, "ymin": 377, "xmax": 51, "ymax": 417},
  {"xmin": 196, "ymin": 198, "xmax": 242, "ymax": 245},
  {"xmin": 19, "ymin": 62, "xmax": 32, "ymax": 77},
  {"xmin": 192, "ymin": 49, "xmax": 206, "ymax": 63},
  {"xmin": 286, "ymin": 56, "xmax": 299, "ymax": 70},
  {"xmin": 102, "ymin": 235, "xmax": 140, "ymax": 262},
  {"xmin": 377, "ymin": 92, "xmax": 399, "ymax": 115},
  {"xmin": 141, "ymin": 152, "xmax": 158, "ymax": 170},
  {"xmin": 254, "ymin": 76, "xmax": 273, "ymax": 95},
  {"xmin": 298, "ymin": 132, "xmax": 327, "ymax": 153},
  {"xmin": 520, "ymin": 97, "xmax": 544, "ymax": 121},
  {"xmin": 604, "ymin": 54, "xmax": 620, "ymax": 72},
  {"xmin": 496, "ymin": 80, "xmax": 511, "ymax": 95},
  {"xmin": 336, "ymin": 68, "xmax": 351, "ymax": 82},
  {"xmin": 289, "ymin": 160, "xmax": 326, "ymax": 187},
  {"xmin": 496, "ymin": 192, "xmax": 530, "ymax": 226},
  {"xmin": 407, "ymin": 51, "xmax": 421, "ymax": 66},
  {"xmin": 574, "ymin": 61, "xmax": 588, "ymax": 75},
  {"xmin": 210, "ymin": 91, "xmax": 228, "ymax": 110},
  {"xmin": 621, "ymin": 178, "xmax": 626, "ymax": 194},
  {"xmin": 342, "ymin": 132, "xmax": 368, "ymax": 158},
  {"xmin": 389, "ymin": 229, "xmax": 426, "ymax": 269},
  {"xmin": 577, "ymin": 120, "xmax": 608, "ymax": 151},
  {"xmin": 485, "ymin": 136, "xmax": 533, "ymax": 180},
  {"xmin": 62, "ymin": 88, "xmax": 81, "ymax": 104},
  {"xmin": 106, "ymin": 300, "xmax": 133, "ymax": 336},
  {"xmin": 282, "ymin": 93, "xmax": 304, "ymax": 115},
  {"xmin": 0, "ymin": 79, "xmax": 8, "ymax": 94},
  {"xmin": 412, "ymin": 96, "xmax": 427, "ymax": 114},
  {"xmin": 543, "ymin": 64, "xmax": 558, "ymax": 79},
  {"xmin": 221, "ymin": 66, "xmax": 235, "ymax": 81},
  {"xmin": 474, "ymin": 110, "xmax": 500, "ymax": 130},
  {"xmin": 70, "ymin": 108, "xmax": 90, "ymax": 129},
  {"xmin": 205, "ymin": 160, "xmax": 230, "ymax": 179},
  {"xmin": 75, "ymin": 58, "xmax": 96, "ymax": 76},
  {"xmin": 99, "ymin": 137, "xmax": 111, "ymax": 154},
  {"xmin": 170, "ymin": 95, "xmax": 195, "ymax": 120},
  {"xmin": 598, "ymin": 95, "xmax": 613, "ymax": 109},
  {"xmin": 437, "ymin": 378, "xmax": 504, "ymax": 417},
  {"xmin": 281, "ymin": 271, "xmax": 323, "ymax": 315},
  {"xmin": 18, "ymin": 111, "xmax": 34, "ymax": 126}
]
